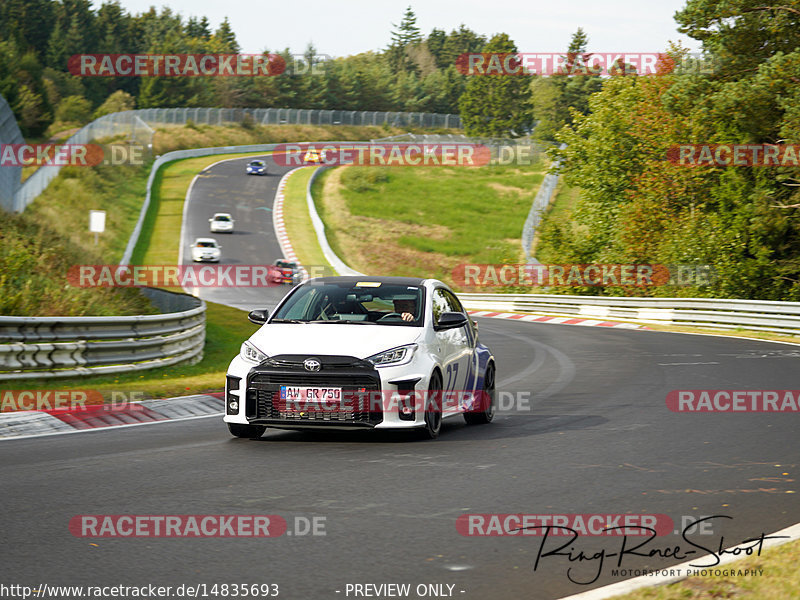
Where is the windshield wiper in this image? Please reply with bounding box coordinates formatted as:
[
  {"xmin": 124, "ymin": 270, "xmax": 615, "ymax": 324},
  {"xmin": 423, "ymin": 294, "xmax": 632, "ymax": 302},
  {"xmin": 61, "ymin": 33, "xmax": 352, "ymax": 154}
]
[
  {"xmin": 307, "ymin": 319, "xmax": 375, "ymax": 324},
  {"xmin": 270, "ymin": 318, "xmax": 309, "ymax": 324}
]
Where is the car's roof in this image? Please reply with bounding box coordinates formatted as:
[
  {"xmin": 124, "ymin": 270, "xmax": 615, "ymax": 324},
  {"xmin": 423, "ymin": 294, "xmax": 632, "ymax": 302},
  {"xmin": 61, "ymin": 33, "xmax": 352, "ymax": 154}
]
[
  {"xmin": 248, "ymin": 159, "xmax": 265, "ymax": 164},
  {"xmin": 212, "ymin": 213, "xmax": 232, "ymax": 218},
  {"xmin": 194, "ymin": 237, "xmax": 218, "ymax": 244},
  {"xmin": 306, "ymin": 275, "xmax": 429, "ymax": 286}
]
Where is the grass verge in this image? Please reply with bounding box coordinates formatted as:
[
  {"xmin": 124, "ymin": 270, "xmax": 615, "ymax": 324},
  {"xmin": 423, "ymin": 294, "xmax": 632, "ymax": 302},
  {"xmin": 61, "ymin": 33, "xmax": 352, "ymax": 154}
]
[
  {"xmin": 613, "ymin": 537, "xmax": 800, "ymax": 600},
  {"xmin": 531, "ymin": 181, "xmax": 580, "ymax": 258},
  {"xmin": 311, "ymin": 163, "xmax": 546, "ymax": 287},
  {"xmin": 280, "ymin": 167, "xmax": 335, "ymax": 273},
  {"xmin": 1, "ymin": 163, "xmax": 156, "ymax": 317}
]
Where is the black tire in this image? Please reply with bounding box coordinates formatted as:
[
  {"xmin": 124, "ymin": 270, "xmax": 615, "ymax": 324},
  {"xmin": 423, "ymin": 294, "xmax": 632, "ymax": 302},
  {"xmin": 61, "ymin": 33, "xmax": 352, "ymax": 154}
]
[
  {"xmin": 420, "ymin": 372, "xmax": 443, "ymax": 439},
  {"xmin": 464, "ymin": 363, "xmax": 495, "ymax": 425},
  {"xmin": 227, "ymin": 423, "xmax": 267, "ymax": 439}
]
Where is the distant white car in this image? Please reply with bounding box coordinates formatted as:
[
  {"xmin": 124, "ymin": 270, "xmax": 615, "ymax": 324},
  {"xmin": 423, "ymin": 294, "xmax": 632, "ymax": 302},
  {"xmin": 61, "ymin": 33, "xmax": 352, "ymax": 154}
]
[
  {"xmin": 209, "ymin": 213, "xmax": 234, "ymax": 233},
  {"xmin": 191, "ymin": 237, "xmax": 221, "ymax": 262}
]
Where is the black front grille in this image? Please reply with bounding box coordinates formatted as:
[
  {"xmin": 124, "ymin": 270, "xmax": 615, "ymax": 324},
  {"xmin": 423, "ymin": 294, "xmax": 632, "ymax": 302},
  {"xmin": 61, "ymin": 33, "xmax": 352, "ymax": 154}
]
[{"xmin": 245, "ymin": 359, "xmax": 382, "ymax": 426}]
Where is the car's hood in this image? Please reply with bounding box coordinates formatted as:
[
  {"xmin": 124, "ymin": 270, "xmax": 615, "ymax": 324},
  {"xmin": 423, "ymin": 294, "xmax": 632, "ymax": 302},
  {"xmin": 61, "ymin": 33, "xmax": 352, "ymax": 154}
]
[{"xmin": 248, "ymin": 323, "xmax": 421, "ymax": 359}]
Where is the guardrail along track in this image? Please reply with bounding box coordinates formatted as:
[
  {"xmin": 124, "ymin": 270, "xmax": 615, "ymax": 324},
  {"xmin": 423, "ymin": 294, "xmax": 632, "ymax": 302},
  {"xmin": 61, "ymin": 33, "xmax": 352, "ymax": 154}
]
[
  {"xmin": 460, "ymin": 293, "xmax": 800, "ymax": 335},
  {"xmin": 0, "ymin": 288, "xmax": 205, "ymax": 380}
]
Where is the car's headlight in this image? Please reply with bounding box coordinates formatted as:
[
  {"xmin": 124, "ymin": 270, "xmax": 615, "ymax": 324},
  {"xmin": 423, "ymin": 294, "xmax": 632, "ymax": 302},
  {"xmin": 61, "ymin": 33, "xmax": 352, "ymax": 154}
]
[
  {"xmin": 366, "ymin": 344, "xmax": 417, "ymax": 367},
  {"xmin": 240, "ymin": 341, "xmax": 268, "ymax": 364}
]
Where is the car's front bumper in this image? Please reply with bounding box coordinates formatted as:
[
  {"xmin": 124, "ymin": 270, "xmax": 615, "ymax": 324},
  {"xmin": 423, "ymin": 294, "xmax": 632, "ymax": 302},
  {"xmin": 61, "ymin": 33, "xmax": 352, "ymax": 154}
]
[{"xmin": 224, "ymin": 353, "xmax": 437, "ymax": 430}]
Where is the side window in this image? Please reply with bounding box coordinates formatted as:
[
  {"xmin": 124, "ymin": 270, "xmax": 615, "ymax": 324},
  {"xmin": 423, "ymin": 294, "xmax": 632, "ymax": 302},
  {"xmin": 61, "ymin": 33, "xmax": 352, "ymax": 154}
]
[
  {"xmin": 445, "ymin": 289, "xmax": 476, "ymax": 342},
  {"xmin": 443, "ymin": 290, "xmax": 464, "ymax": 314},
  {"xmin": 431, "ymin": 289, "xmax": 449, "ymax": 325}
]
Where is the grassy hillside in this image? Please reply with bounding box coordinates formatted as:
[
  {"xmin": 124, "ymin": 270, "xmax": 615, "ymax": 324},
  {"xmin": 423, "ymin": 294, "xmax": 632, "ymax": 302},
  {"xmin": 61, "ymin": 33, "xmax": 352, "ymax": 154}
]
[{"xmin": 312, "ymin": 162, "xmax": 545, "ymax": 287}]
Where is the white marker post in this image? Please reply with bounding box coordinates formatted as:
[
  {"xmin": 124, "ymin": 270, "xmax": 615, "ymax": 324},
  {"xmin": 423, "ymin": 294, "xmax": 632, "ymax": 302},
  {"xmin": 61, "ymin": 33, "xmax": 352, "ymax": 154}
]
[{"xmin": 89, "ymin": 210, "xmax": 106, "ymax": 245}]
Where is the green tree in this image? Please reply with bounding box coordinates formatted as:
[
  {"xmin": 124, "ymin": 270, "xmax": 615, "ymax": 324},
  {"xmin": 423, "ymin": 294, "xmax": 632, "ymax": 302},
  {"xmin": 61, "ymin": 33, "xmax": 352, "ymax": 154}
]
[
  {"xmin": 185, "ymin": 16, "xmax": 212, "ymax": 40},
  {"xmin": 387, "ymin": 6, "xmax": 423, "ymax": 72},
  {"xmin": 531, "ymin": 28, "xmax": 602, "ymax": 141},
  {"xmin": 214, "ymin": 17, "xmax": 240, "ymax": 53},
  {"xmin": 14, "ymin": 84, "xmax": 50, "ymax": 136},
  {"xmin": 93, "ymin": 89, "xmax": 135, "ymax": 118},
  {"xmin": 0, "ymin": 0, "xmax": 55, "ymax": 61},
  {"xmin": 439, "ymin": 25, "xmax": 486, "ymax": 70},
  {"xmin": 458, "ymin": 33, "xmax": 531, "ymax": 137},
  {"xmin": 675, "ymin": 0, "xmax": 800, "ymax": 76},
  {"xmin": 426, "ymin": 28, "xmax": 447, "ymax": 66},
  {"xmin": 55, "ymin": 95, "xmax": 92, "ymax": 123}
]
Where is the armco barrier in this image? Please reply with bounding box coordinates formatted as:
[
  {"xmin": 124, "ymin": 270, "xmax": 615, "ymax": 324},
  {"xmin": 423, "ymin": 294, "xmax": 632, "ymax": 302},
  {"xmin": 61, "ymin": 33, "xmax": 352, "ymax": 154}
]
[
  {"xmin": 306, "ymin": 166, "xmax": 363, "ymax": 276},
  {"xmin": 459, "ymin": 293, "xmax": 800, "ymax": 335},
  {"xmin": 0, "ymin": 288, "xmax": 205, "ymax": 380}
]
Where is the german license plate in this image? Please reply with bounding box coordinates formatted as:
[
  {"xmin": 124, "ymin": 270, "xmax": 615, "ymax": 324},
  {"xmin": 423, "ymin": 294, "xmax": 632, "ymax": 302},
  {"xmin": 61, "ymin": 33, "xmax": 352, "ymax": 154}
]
[{"xmin": 280, "ymin": 386, "xmax": 342, "ymax": 402}]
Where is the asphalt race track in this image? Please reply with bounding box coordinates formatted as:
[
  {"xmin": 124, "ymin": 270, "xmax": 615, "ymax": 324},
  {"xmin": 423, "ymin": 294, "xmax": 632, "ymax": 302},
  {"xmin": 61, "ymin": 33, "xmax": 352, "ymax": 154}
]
[
  {"xmin": 179, "ymin": 154, "xmax": 297, "ymax": 312},
  {"xmin": 2, "ymin": 158, "xmax": 799, "ymax": 600}
]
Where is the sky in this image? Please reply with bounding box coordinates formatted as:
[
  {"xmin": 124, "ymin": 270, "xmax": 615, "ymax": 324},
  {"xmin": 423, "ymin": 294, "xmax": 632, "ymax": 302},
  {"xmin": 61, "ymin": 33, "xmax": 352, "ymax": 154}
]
[{"xmin": 114, "ymin": 0, "xmax": 703, "ymax": 58}]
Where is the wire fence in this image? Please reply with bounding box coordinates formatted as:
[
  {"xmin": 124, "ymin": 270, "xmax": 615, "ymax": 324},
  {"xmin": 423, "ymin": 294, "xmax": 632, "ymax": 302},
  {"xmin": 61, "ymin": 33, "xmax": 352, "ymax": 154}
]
[
  {"xmin": 139, "ymin": 107, "xmax": 461, "ymax": 129},
  {"xmin": 522, "ymin": 143, "xmax": 567, "ymax": 264},
  {"xmin": 7, "ymin": 111, "xmax": 155, "ymax": 213},
  {"xmin": 0, "ymin": 94, "xmax": 25, "ymax": 212},
  {"xmin": 2, "ymin": 107, "xmax": 462, "ymax": 214}
]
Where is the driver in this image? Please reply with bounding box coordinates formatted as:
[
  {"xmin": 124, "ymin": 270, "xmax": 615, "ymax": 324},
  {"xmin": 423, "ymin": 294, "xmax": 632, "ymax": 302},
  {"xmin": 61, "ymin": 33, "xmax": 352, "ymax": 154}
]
[{"xmin": 393, "ymin": 298, "xmax": 417, "ymax": 322}]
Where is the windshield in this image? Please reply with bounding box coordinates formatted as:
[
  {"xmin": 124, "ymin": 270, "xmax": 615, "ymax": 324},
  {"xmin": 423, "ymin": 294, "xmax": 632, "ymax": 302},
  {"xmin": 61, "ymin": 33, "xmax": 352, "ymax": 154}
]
[
  {"xmin": 249, "ymin": 161, "xmax": 264, "ymax": 166},
  {"xmin": 272, "ymin": 282, "xmax": 424, "ymax": 326},
  {"xmin": 213, "ymin": 215, "xmax": 231, "ymax": 221},
  {"xmin": 196, "ymin": 241, "xmax": 217, "ymax": 248}
]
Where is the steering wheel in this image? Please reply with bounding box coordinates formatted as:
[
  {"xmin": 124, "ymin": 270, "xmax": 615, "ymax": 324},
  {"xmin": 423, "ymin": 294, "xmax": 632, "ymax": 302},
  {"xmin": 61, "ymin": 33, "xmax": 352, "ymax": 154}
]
[{"xmin": 377, "ymin": 312, "xmax": 403, "ymax": 322}]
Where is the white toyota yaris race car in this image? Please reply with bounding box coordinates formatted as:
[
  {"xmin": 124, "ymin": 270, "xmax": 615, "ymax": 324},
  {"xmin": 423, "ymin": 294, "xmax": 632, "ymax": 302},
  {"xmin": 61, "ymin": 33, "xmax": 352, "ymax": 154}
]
[{"xmin": 224, "ymin": 276, "xmax": 496, "ymax": 440}]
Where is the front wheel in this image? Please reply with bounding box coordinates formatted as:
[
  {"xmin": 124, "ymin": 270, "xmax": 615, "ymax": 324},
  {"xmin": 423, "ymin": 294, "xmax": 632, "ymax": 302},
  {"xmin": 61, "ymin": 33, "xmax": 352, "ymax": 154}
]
[
  {"xmin": 420, "ymin": 373, "xmax": 443, "ymax": 439},
  {"xmin": 464, "ymin": 363, "xmax": 495, "ymax": 425},
  {"xmin": 227, "ymin": 423, "xmax": 267, "ymax": 438}
]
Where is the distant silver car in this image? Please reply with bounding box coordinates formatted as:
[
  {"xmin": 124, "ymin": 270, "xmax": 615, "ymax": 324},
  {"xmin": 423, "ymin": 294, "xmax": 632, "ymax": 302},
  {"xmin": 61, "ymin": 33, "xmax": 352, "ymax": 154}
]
[
  {"xmin": 190, "ymin": 238, "xmax": 221, "ymax": 262},
  {"xmin": 209, "ymin": 213, "xmax": 234, "ymax": 233},
  {"xmin": 246, "ymin": 160, "xmax": 267, "ymax": 175}
]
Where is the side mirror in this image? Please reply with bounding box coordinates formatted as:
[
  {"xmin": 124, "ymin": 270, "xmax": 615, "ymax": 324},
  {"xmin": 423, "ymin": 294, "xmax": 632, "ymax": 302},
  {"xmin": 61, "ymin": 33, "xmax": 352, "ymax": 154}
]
[
  {"xmin": 435, "ymin": 312, "xmax": 468, "ymax": 331},
  {"xmin": 248, "ymin": 309, "xmax": 269, "ymax": 325}
]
